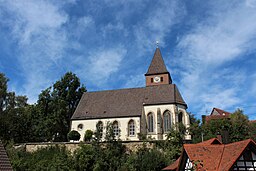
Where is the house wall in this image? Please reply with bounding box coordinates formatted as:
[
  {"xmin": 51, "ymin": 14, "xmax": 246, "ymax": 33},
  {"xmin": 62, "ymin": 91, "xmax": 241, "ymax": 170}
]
[
  {"xmin": 71, "ymin": 117, "xmax": 141, "ymax": 141},
  {"xmin": 71, "ymin": 103, "xmax": 191, "ymax": 142}
]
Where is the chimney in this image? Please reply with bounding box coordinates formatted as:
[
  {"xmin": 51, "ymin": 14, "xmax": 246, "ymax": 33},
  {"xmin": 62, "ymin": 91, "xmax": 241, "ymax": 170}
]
[
  {"xmin": 221, "ymin": 129, "xmax": 230, "ymax": 144},
  {"xmin": 202, "ymin": 115, "xmax": 206, "ymax": 124}
]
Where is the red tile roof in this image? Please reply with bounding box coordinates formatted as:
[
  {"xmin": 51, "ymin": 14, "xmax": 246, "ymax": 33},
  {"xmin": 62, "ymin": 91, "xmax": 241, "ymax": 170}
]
[
  {"xmin": 205, "ymin": 108, "xmax": 231, "ymax": 123},
  {"xmin": 211, "ymin": 108, "xmax": 231, "ymax": 116},
  {"xmin": 196, "ymin": 138, "xmax": 222, "ymax": 145},
  {"xmin": 250, "ymin": 120, "xmax": 256, "ymax": 123},
  {"xmin": 163, "ymin": 138, "xmax": 256, "ymax": 171},
  {"xmin": 162, "ymin": 157, "xmax": 180, "ymax": 171}
]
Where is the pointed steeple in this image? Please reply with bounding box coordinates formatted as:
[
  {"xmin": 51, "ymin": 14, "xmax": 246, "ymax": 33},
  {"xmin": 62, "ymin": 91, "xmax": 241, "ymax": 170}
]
[
  {"xmin": 145, "ymin": 48, "xmax": 169, "ymax": 76},
  {"xmin": 145, "ymin": 48, "xmax": 172, "ymax": 86}
]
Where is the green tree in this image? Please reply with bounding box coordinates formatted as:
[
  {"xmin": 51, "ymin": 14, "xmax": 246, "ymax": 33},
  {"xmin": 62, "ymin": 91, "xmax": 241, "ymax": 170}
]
[
  {"xmin": 229, "ymin": 109, "xmax": 250, "ymax": 142},
  {"xmin": 8, "ymin": 145, "xmax": 74, "ymax": 171},
  {"xmin": 84, "ymin": 130, "xmax": 93, "ymax": 142},
  {"xmin": 0, "ymin": 73, "xmax": 8, "ymax": 113},
  {"xmin": 36, "ymin": 72, "xmax": 86, "ymax": 141},
  {"xmin": 90, "ymin": 122, "xmax": 126, "ymax": 171},
  {"xmin": 123, "ymin": 143, "xmax": 166, "ymax": 171},
  {"xmin": 68, "ymin": 130, "xmax": 81, "ymax": 141},
  {"xmin": 195, "ymin": 109, "xmax": 252, "ymax": 143},
  {"xmin": 73, "ymin": 144, "xmax": 95, "ymax": 171}
]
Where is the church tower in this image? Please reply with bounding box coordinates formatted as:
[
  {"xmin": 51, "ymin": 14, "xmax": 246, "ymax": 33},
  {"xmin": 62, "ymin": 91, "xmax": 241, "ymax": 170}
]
[{"xmin": 145, "ymin": 48, "xmax": 172, "ymax": 86}]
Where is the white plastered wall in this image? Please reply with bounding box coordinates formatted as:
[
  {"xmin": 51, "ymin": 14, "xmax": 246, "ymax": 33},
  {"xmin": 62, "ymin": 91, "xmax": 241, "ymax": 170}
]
[{"xmin": 71, "ymin": 117, "xmax": 141, "ymax": 141}]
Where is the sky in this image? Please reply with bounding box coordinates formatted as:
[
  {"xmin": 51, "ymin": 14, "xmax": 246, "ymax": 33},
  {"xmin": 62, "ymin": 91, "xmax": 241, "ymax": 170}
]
[{"xmin": 0, "ymin": 0, "xmax": 256, "ymax": 120}]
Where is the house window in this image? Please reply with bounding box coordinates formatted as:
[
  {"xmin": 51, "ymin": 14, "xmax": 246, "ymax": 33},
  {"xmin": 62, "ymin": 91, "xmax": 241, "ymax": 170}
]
[
  {"xmin": 147, "ymin": 113, "xmax": 154, "ymax": 132},
  {"xmin": 178, "ymin": 112, "xmax": 183, "ymax": 123},
  {"xmin": 113, "ymin": 121, "xmax": 119, "ymax": 137},
  {"xmin": 163, "ymin": 111, "xmax": 171, "ymax": 132},
  {"xmin": 185, "ymin": 158, "xmax": 193, "ymax": 171},
  {"xmin": 161, "ymin": 77, "xmax": 163, "ymax": 82},
  {"xmin": 96, "ymin": 121, "xmax": 103, "ymax": 137},
  {"xmin": 151, "ymin": 78, "xmax": 153, "ymax": 83},
  {"xmin": 77, "ymin": 124, "xmax": 83, "ymax": 131},
  {"xmin": 128, "ymin": 120, "xmax": 135, "ymax": 136}
]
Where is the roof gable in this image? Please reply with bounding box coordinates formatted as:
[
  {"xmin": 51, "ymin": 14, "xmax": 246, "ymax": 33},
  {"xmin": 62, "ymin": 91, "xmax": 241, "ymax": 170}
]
[
  {"xmin": 197, "ymin": 138, "xmax": 222, "ymax": 145},
  {"xmin": 163, "ymin": 139, "xmax": 256, "ymax": 171},
  {"xmin": 218, "ymin": 139, "xmax": 255, "ymax": 171},
  {"xmin": 211, "ymin": 108, "xmax": 231, "ymax": 116},
  {"xmin": 184, "ymin": 144, "xmax": 224, "ymax": 170},
  {"xmin": 145, "ymin": 48, "xmax": 169, "ymax": 76},
  {"xmin": 0, "ymin": 141, "xmax": 13, "ymax": 171}
]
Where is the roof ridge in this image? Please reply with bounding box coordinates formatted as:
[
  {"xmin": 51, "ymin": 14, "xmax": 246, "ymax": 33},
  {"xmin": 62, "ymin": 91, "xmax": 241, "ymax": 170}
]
[
  {"xmin": 217, "ymin": 145, "xmax": 225, "ymax": 170},
  {"xmin": 85, "ymin": 84, "xmax": 177, "ymax": 94},
  {"xmin": 85, "ymin": 86, "xmax": 146, "ymax": 93}
]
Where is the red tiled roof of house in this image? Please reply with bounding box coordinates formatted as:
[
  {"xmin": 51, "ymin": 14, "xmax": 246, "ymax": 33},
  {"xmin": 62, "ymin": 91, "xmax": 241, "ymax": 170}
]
[
  {"xmin": 212, "ymin": 108, "xmax": 231, "ymax": 116},
  {"xmin": 162, "ymin": 157, "xmax": 180, "ymax": 171},
  {"xmin": 163, "ymin": 139, "xmax": 256, "ymax": 171},
  {"xmin": 196, "ymin": 138, "xmax": 222, "ymax": 145},
  {"xmin": 205, "ymin": 108, "xmax": 231, "ymax": 123}
]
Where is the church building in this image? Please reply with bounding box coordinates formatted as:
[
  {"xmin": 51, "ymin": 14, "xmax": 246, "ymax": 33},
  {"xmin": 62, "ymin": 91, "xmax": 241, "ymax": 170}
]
[{"xmin": 71, "ymin": 48, "xmax": 191, "ymax": 141}]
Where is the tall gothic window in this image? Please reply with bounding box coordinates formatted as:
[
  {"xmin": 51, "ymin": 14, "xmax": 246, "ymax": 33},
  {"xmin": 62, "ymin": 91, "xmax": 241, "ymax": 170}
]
[
  {"xmin": 163, "ymin": 110, "xmax": 171, "ymax": 132},
  {"xmin": 147, "ymin": 113, "xmax": 154, "ymax": 132},
  {"xmin": 113, "ymin": 121, "xmax": 119, "ymax": 137},
  {"xmin": 178, "ymin": 112, "xmax": 183, "ymax": 123},
  {"xmin": 128, "ymin": 120, "xmax": 135, "ymax": 136},
  {"xmin": 96, "ymin": 121, "xmax": 103, "ymax": 138}
]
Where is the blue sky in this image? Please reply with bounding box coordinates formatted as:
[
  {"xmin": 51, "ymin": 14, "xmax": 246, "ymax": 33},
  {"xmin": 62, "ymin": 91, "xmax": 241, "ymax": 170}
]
[{"xmin": 0, "ymin": 0, "xmax": 256, "ymax": 119}]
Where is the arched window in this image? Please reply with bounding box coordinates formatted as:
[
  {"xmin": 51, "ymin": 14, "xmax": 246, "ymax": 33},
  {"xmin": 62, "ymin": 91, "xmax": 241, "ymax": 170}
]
[
  {"xmin": 163, "ymin": 110, "xmax": 171, "ymax": 132},
  {"xmin": 128, "ymin": 120, "xmax": 135, "ymax": 136},
  {"xmin": 178, "ymin": 112, "xmax": 183, "ymax": 123},
  {"xmin": 96, "ymin": 121, "xmax": 103, "ymax": 138},
  {"xmin": 113, "ymin": 121, "xmax": 119, "ymax": 137},
  {"xmin": 147, "ymin": 113, "xmax": 154, "ymax": 132}
]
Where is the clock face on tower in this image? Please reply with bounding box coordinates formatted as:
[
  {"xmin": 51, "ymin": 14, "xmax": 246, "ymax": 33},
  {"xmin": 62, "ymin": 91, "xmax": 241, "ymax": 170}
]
[{"xmin": 153, "ymin": 76, "xmax": 161, "ymax": 83}]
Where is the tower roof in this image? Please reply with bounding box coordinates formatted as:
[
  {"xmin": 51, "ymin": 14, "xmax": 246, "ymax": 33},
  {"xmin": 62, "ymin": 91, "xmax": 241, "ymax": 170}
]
[{"xmin": 145, "ymin": 48, "xmax": 169, "ymax": 76}]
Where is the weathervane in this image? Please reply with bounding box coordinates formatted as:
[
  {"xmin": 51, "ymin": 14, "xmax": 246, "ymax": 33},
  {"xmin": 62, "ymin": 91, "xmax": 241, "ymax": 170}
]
[{"xmin": 156, "ymin": 40, "xmax": 159, "ymax": 48}]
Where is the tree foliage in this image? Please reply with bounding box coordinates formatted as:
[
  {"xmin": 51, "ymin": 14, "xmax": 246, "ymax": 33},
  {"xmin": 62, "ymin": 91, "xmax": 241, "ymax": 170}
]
[
  {"xmin": 0, "ymin": 72, "xmax": 86, "ymax": 143},
  {"xmin": 68, "ymin": 130, "xmax": 81, "ymax": 141},
  {"xmin": 84, "ymin": 130, "xmax": 93, "ymax": 142},
  {"xmin": 189, "ymin": 109, "xmax": 256, "ymax": 143},
  {"xmin": 8, "ymin": 145, "xmax": 74, "ymax": 171}
]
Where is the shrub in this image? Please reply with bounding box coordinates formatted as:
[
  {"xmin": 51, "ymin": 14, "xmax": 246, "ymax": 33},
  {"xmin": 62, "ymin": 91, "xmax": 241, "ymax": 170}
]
[
  {"xmin": 84, "ymin": 130, "xmax": 93, "ymax": 142},
  {"xmin": 67, "ymin": 130, "xmax": 80, "ymax": 141}
]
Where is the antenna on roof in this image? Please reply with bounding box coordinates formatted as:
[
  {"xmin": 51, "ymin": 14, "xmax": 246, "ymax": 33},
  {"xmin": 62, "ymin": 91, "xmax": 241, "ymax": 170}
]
[{"xmin": 156, "ymin": 40, "xmax": 159, "ymax": 48}]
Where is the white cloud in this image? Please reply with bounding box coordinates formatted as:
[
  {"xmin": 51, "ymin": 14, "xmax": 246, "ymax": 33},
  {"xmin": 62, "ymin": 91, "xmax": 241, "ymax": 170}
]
[
  {"xmin": 176, "ymin": 0, "xmax": 256, "ymax": 116},
  {"xmin": 133, "ymin": 0, "xmax": 185, "ymax": 52},
  {"xmin": 245, "ymin": 0, "xmax": 256, "ymax": 7},
  {"xmin": 0, "ymin": 0, "xmax": 73, "ymax": 103},
  {"xmin": 123, "ymin": 74, "xmax": 144, "ymax": 88},
  {"xmin": 83, "ymin": 47, "xmax": 127, "ymax": 86}
]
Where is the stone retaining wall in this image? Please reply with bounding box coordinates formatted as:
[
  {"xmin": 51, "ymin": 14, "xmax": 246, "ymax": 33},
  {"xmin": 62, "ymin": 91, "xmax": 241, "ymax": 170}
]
[{"xmin": 15, "ymin": 141, "xmax": 154, "ymax": 154}]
